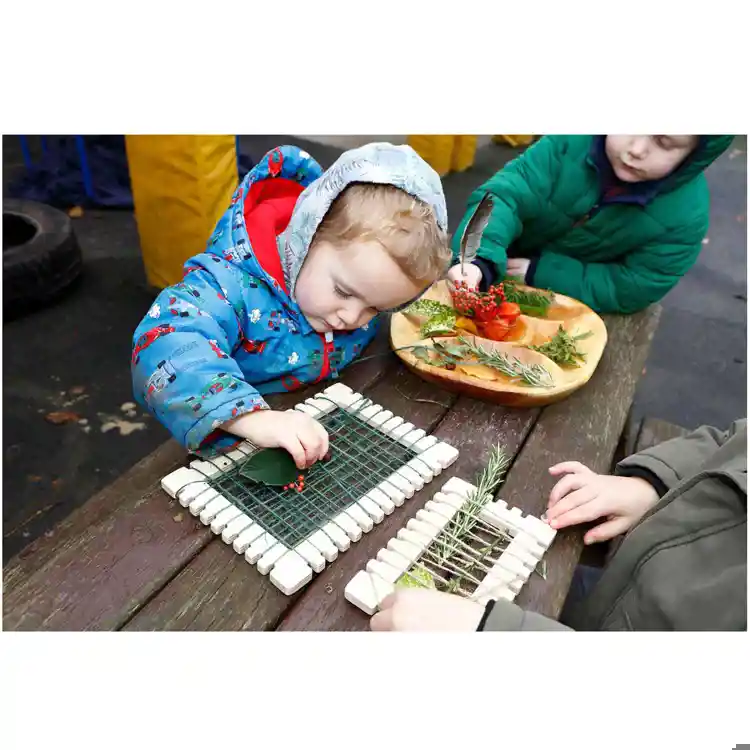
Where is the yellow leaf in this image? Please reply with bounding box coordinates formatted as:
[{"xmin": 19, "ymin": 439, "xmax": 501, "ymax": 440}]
[
  {"xmin": 456, "ymin": 363, "xmax": 500, "ymax": 380},
  {"xmin": 455, "ymin": 316, "xmax": 478, "ymax": 334}
]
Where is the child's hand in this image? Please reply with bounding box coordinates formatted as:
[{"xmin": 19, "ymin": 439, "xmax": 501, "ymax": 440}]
[
  {"xmin": 446, "ymin": 262, "xmax": 482, "ymax": 289},
  {"xmin": 224, "ymin": 409, "xmax": 329, "ymax": 470},
  {"xmin": 506, "ymin": 257, "xmax": 530, "ymax": 279},
  {"xmin": 370, "ymin": 588, "xmax": 485, "ymax": 632},
  {"xmin": 545, "ymin": 462, "xmax": 661, "ymax": 544}
]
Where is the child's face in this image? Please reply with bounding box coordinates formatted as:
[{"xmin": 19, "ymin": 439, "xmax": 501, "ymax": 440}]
[
  {"xmin": 295, "ymin": 239, "xmax": 424, "ymax": 334},
  {"xmin": 605, "ymin": 135, "xmax": 699, "ymax": 182}
]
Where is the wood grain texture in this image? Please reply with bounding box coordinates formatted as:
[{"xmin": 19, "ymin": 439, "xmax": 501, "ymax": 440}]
[
  {"xmin": 2, "ymin": 476, "xmax": 211, "ymax": 631},
  {"xmin": 634, "ymin": 416, "xmax": 689, "ymax": 454},
  {"xmin": 123, "ymin": 538, "xmax": 297, "ymax": 631},
  {"xmin": 505, "ymin": 306, "xmax": 662, "ymax": 619},
  {"xmin": 3, "ymin": 439, "xmax": 187, "ymax": 596}
]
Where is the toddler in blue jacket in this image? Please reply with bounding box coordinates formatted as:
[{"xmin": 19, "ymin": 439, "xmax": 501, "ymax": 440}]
[{"xmin": 131, "ymin": 144, "xmax": 450, "ymax": 468}]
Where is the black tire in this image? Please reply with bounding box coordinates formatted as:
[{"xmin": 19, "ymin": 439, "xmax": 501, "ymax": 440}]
[{"xmin": 3, "ymin": 199, "xmax": 83, "ymax": 318}]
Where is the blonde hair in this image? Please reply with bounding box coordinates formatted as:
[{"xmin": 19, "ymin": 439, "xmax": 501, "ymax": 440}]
[{"xmin": 312, "ymin": 183, "xmax": 451, "ymax": 285}]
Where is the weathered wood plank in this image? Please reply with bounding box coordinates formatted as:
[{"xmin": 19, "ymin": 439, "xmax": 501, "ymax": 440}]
[
  {"xmin": 2, "ymin": 477, "xmax": 211, "ymax": 631},
  {"xmin": 505, "ymin": 306, "xmax": 662, "ymax": 620},
  {"xmin": 2, "ymin": 326, "xmax": 397, "ymax": 631},
  {"xmin": 3, "ymin": 439, "xmax": 187, "ymax": 596},
  {"xmin": 612, "ymin": 410, "xmax": 689, "ymax": 470},
  {"xmin": 123, "ymin": 539, "xmax": 298, "ymax": 631},
  {"xmin": 634, "ymin": 416, "xmax": 689, "ymax": 454},
  {"xmin": 276, "ymin": 397, "xmax": 540, "ymax": 631},
  {"xmin": 125, "ymin": 365, "xmax": 458, "ymax": 631}
]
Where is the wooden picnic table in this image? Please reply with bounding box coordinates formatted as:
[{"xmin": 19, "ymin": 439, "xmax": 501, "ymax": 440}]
[{"xmin": 3, "ymin": 306, "xmax": 661, "ymax": 631}]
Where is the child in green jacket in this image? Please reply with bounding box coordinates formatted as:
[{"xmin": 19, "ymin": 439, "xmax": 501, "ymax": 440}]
[{"xmin": 447, "ymin": 135, "xmax": 734, "ymax": 314}]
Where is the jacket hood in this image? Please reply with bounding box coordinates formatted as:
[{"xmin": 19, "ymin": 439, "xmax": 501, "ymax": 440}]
[
  {"xmin": 662, "ymin": 134, "xmax": 735, "ymax": 190},
  {"xmin": 206, "ymin": 143, "xmax": 447, "ymax": 312},
  {"xmin": 277, "ymin": 141, "xmax": 448, "ymax": 299}
]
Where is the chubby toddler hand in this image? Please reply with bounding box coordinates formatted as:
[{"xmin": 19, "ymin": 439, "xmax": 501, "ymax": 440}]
[
  {"xmin": 370, "ymin": 588, "xmax": 486, "ymax": 632},
  {"xmin": 545, "ymin": 461, "xmax": 661, "ymax": 544},
  {"xmin": 224, "ymin": 409, "xmax": 329, "ymax": 470},
  {"xmin": 446, "ymin": 262, "xmax": 483, "ymax": 289}
]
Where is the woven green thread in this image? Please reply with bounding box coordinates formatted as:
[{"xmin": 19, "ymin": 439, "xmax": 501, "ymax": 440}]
[{"xmin": 206, "ymin": 405, "xmax": 419, "ymax": 548}]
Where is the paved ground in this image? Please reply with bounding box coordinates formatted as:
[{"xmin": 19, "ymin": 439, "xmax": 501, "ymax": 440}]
[{"xmin": 2, "ymin": 134, "xmax": 746, "ymax": 563}]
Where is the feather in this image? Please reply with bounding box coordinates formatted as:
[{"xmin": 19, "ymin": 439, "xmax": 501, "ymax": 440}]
[{"xmin": 458, "ymin": 193, "xmax": 494, "ymax": 273}]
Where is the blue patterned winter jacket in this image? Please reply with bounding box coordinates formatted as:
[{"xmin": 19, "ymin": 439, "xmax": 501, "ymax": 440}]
[{"xmin": 131, "ymin": 143, "xmax": 447, "ymax": 456}]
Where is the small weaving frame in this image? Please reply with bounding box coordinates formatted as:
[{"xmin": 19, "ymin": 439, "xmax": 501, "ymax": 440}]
[
  {"xmin": 344, "ymin": 475, "xmax": 558, "ymax": 615},
  {"xmin": 205, "ymin": 402, "xmax": 420, "ymax": 549}
]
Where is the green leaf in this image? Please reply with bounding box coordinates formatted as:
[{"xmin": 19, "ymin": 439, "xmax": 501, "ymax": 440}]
[
  {"xmin": 527, "ymin": 325, "xmax": 591, "ymax": 367},
  {"xmin": 404, "ymin": 299, "xmax": 455, "ymax": 319},
  {"xmin": 420, "ymin": 311, "xmax": 457, "ymax": 338},
  {"xmin": 435, "ymin": 342, "xmax": 468, "ymax": 359},
  {"xmin": 411, "ymin": 346, "xmax": 434, "ymax": 364},
  {"xmin": 239, "ymin": 447, "xmax": 300, "ymax": 486},
  {"xmin": 396, "ymin": 567, "xmax": 435, "ymax": 589}
]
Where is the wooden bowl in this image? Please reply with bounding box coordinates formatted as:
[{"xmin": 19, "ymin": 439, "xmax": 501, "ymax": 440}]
[{"xmin": 389, "ymin": 280, "xmax": 608, "ymax": 407}]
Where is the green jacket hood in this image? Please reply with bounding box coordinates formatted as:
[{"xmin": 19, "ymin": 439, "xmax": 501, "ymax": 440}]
[{"xmin": 665, "ymin": 134, "xmax": 735, "ymax": 189}]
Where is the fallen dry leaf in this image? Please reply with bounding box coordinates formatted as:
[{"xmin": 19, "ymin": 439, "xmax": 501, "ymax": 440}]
[
  {"xmin": 173, "ymin": 513, "xmax": 184, "ymax": 523},
  {"xmin": 100, "ymin": 416, "xmax": 147, "ymax": 436},
  {"xmin": 45, "ymin": 411, "xmax": 82, "ymax": 425},
  {"xmin": 120, "ymin": 402, "xmax": 137, "ymax": 413},
  {"xmin": 68, "ymin": 206, "xmax": 84, "ymax": 218}
]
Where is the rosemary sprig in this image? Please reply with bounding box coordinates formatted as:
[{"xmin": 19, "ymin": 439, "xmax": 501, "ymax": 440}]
[
  {"xmin": 527, "ymin": 326, "xmax": 592, "ymax": 367},
  {"xmin": 396, "ymin": 444, "xmax": 512, "ymax": 590},
  {"xmin": 434, "ymin": 443, "xmax": 511, "ymax": 564},
  {"xmin": 457, "ymin": 336, "xmax": 554, "ymax": 388},
  {"xmin": 404, "ymin": 339, "xmax": 554, "ymax": 389}
]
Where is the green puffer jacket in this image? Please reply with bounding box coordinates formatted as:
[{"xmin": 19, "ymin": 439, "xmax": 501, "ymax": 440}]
[
  {"xmin": 480, "ymin": 419, "xmax": 747, "ymax": 631},
  {"xmin": 451, "ymin": 135, "xmax": 734, "ymax": 314}
]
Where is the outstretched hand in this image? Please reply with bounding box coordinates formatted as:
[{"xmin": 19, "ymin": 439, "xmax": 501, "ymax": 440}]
[{"xmin": 545, "ymin": 461, "xmax": 661, "ymax": 544}]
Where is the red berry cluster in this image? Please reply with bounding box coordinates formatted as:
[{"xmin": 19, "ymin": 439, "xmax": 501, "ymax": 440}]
[
  {"xmin": 451, "ymin": 280, "xmax": 507, "ymax": 322},
  {"xmin": 284, "ymin": 474, "xmax": 306, "ymax": 493}
]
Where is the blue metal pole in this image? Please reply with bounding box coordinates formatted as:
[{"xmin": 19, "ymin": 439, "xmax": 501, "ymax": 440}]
[
  {"xmin": 75, "ymin": 136, "xmax": 95, "ymax": 202},
  {"xmin": 19, "ymin": 136, "xmax": 33, "ymax": 168}
]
